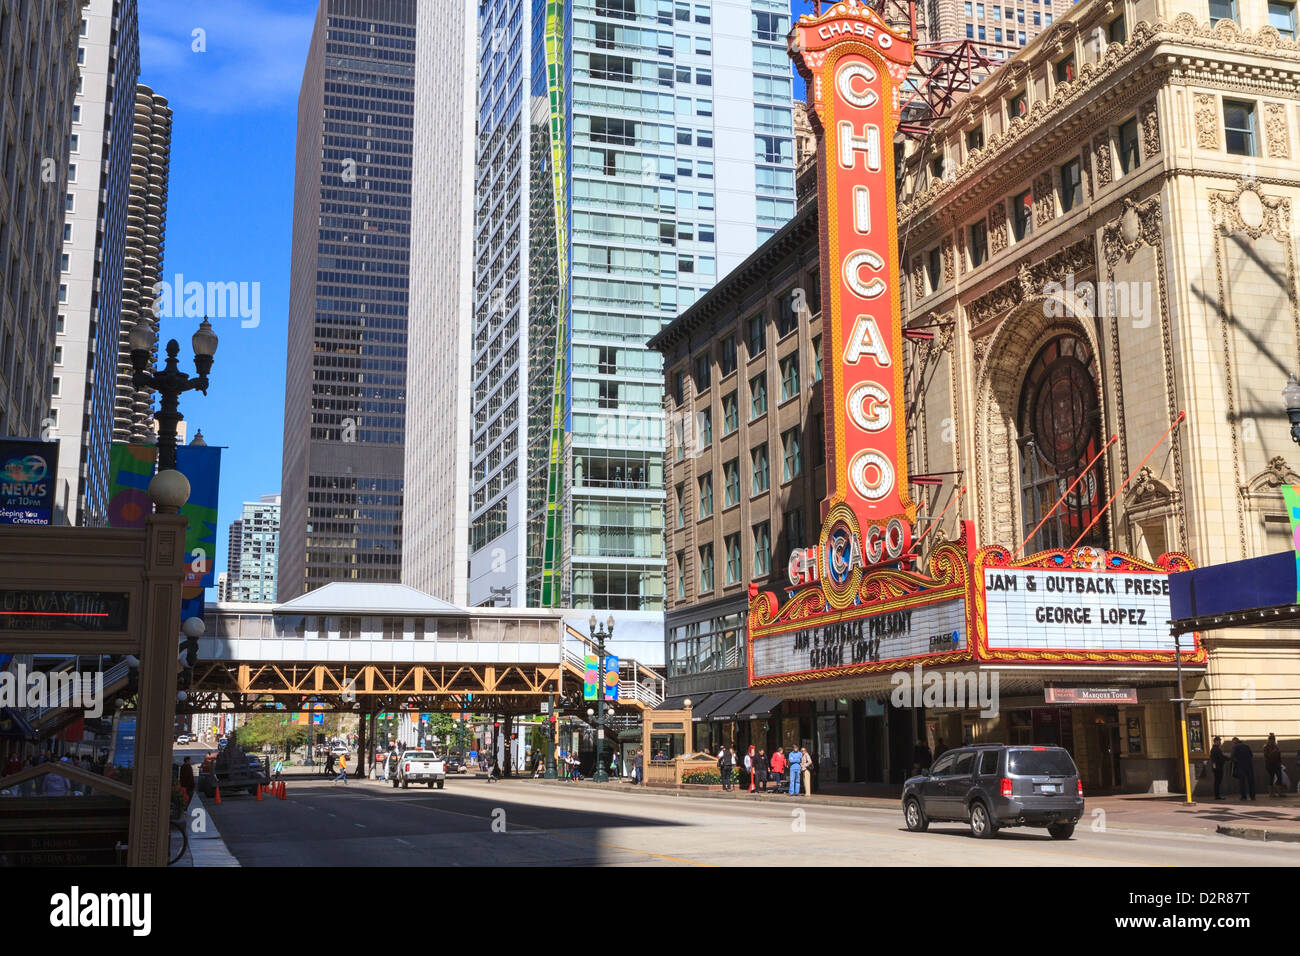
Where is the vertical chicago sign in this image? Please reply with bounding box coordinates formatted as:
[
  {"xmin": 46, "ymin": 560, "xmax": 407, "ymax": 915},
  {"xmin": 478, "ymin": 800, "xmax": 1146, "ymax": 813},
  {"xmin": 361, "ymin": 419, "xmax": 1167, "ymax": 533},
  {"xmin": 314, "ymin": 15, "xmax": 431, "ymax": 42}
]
[{"xmin": 787, "ymin": 2, "xmax": 917, "ymax": 610}]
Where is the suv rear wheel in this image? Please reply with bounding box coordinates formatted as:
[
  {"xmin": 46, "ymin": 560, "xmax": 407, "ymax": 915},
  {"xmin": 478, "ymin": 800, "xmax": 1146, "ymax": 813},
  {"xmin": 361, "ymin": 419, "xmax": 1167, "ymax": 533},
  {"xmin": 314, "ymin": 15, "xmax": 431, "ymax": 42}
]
[
  {"xmin": 1048, "ymin": 822, "xmax": 1075, "ymax": 840},
  {"xmin": 969, "ymin": 800, "xmax": 997, "ymax": 839},
  {"xmin": 904, "ymin": 797, "xmax": 928, "ymax": 832}
]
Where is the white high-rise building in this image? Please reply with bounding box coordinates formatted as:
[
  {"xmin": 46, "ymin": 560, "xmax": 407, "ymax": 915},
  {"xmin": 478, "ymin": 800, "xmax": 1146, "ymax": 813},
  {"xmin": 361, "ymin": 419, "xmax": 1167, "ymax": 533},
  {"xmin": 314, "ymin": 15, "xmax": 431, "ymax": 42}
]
[
  {"xmin": 403, "ymin": 0, "xmax": 797, "ymax": 665},
  {"xmin": 226, "ymin": 495, "xmax": 281, "ymax": 603},
  {"xmin": 402, "ymin": 0, "xmax": 477, "ymax": 607}
]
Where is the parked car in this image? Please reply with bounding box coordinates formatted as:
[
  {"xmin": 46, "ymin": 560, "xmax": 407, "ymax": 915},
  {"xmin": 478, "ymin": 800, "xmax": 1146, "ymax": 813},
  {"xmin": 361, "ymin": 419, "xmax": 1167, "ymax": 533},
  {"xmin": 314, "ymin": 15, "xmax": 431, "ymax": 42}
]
[
  {"xmin": 393, "ymin": 751, "xmax": 446, "ymax": 789},
  {"xmin": 902, "ymin": 744, "xmax": 1083, "ymax": 840},
  {"xmin": 443, "ymin": 756, "xmax": 463, "ymax": 775},
  {"xmin": 174, "ymin": 733, "xmax": 193, "ymax": 744}
]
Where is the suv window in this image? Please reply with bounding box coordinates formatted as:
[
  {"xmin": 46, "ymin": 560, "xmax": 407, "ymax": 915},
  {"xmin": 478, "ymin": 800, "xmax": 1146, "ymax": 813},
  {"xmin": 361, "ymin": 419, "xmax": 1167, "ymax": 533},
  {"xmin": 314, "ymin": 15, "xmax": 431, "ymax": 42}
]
[
  {"xmin": 930, "ymin": 753, "xmax": 957, "ymax": 775},
  {"xmin": 952, "ymin": 751, "xmax": 976, "ymax": 775},
  {"xmin": 978, "ymin": 750, "xmax": 1000, "ymax": 774},
  {"xmin": 1007, "ymin": 748, "xmax": 1077, "ymax": 776}
]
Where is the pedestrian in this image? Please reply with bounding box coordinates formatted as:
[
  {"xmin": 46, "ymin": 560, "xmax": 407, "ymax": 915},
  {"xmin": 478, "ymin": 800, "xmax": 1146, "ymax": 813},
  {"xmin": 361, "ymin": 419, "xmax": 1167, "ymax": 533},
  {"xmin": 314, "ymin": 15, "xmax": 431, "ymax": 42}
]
[
  {"xmin": 177, "ymin": 756, "xmax": 195, "ymax": 799},
  {"xmin": 1209, "ymin": 736, "xmax": 1226, "ymax": 800},
  {"xmin": 3, "ymin": 751, "xmax": 20, "ymax": 778},
  {"xmin": 801, "ymin": 746, "xmax": 813, "ymax": 796},
  {"xmin": 1230, "ymin": 736, "xmax": 1255, "ymax": 800},
  {"xmin": 717, "ymin": 745, "xmax": 733, "ymax": 791},
  {"xmin": 324, "ymin": 750, "xmax": 335, "ymax": 778},
  {"xmin": 1264, "ymin": 733, "xmax": 1284, "ymax": 797},
  {"xmin": 770, "ymin": 747, "xmax": 786, "ymax": 791},
  {"xmin": 633, "ymin": 748, "xmax": 643, "ymax": 786},
  {"xmin": 755, "ymin": 749, "xmax": 768, "ymax": 793},
  {"xmin": 272, "ymin": 758, "xmax": 284, "ymax": 780},
  {"xmin": 746, "ymin": 745, "xmax": 757, "ymax": 793},
  {"xmin": 787, "ymin": 746, "xmax": 803, "ymax": 795},
  {"xmin": 912, "ymin": 739, "xmax": 932, "ymax": 775},
  {"xmin": 334, "ymin": 752, "xmax": 348, "ymax": 784},
  {"xmin": 610, "ymin": 752, "xmax": 619, "ymax": 779},
  {"xmin": 934, "ymin": 738, "xmax": 948, "ymax": 761}
]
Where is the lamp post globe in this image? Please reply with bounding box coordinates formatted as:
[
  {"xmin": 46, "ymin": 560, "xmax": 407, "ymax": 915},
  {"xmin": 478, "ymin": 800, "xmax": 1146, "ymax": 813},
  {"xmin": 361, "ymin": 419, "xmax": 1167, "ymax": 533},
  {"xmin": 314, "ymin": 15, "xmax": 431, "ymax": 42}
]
[{"xmin": 1285, "ymin": 373, "xmax": 1300, "ymax": 446}]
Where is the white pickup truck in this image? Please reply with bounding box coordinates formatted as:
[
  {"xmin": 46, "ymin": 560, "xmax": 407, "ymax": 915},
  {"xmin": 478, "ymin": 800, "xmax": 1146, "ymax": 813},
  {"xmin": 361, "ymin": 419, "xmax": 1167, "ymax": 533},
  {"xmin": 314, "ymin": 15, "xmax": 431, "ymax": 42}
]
[{"xmin": 392, "ymin": 751, "xmax": 446, "ymax": 789}]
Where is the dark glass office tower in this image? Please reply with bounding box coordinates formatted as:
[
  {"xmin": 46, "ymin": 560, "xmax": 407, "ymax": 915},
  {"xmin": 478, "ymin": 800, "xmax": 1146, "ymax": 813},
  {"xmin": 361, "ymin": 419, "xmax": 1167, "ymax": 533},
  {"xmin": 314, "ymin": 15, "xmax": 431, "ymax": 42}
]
[{"xmin": 280, "ymin": 0, "xmax": 415, "ymax": 599}]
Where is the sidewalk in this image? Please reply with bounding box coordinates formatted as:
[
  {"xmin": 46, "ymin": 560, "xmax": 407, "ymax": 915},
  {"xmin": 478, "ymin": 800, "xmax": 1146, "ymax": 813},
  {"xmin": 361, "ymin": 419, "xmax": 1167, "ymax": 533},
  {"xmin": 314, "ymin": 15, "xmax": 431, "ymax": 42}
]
[
  {"xmin": 182, "ymin": 792, "xmax": 240, "ymax": 867},
  {"xmin": 523, "ymin": 777, "xmax": 1300, "ymax": 841}
]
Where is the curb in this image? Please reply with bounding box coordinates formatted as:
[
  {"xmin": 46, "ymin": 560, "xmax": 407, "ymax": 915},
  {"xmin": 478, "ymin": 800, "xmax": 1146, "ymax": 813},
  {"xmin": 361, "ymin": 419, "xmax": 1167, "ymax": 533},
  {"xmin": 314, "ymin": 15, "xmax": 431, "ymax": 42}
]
[
  {"xmin": 1215, "ymin": 824, "xmax": 1300, "ymax": 843},
  {"xmin": 187, "ymin": 793, "xmax": 241, "ymax": 867},
  {"xmin": 526, "ymin": 777, "xmax": 899, "ymax": 812}
]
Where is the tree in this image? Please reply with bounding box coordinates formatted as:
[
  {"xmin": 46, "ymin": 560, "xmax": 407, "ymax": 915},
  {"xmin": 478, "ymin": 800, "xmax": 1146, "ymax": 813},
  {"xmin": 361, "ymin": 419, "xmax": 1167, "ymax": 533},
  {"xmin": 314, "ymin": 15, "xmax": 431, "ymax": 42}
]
[{"xmin": 234, "ymin": 714, "xmax": 309, "ymax": 753}]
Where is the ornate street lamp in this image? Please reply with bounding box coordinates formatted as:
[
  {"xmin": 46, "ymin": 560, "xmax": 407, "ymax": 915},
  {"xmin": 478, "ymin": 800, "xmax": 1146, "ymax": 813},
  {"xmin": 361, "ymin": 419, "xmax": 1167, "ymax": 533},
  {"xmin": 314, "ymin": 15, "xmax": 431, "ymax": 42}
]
[
  {"xmin": 588, "ymin": 613, "xmax": 615, "ymax": 782},
  {"xmin": 1284, "ymin": 374, "xmax": 1300, "ymax": 446},
  {"xmin": 129, "ymin": 317, "xmax": 218, "ymax": 472}
]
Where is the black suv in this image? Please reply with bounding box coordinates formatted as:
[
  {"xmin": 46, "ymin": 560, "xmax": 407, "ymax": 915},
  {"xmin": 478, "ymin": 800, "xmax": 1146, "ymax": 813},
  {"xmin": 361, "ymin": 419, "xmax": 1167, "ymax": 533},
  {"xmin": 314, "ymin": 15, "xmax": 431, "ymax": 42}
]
[{"xmin": 902, "ymin": 744, "xmax": 1083, "ymax": 840}]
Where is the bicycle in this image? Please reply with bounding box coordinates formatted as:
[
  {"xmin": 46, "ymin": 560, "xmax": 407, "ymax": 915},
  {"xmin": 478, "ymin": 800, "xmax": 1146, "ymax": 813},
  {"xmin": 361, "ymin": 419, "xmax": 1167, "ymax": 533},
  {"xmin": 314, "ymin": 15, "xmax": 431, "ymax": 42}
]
[{"xmin": 168, "ymin": 818, "xmax": 188, "ymax": 865}]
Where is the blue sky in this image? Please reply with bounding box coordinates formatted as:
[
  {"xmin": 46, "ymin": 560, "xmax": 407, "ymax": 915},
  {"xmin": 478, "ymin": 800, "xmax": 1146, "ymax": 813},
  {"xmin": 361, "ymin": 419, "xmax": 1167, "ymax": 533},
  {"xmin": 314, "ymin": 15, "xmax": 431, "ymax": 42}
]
[
  {"xmin": 138, "ymin": 0, "xmax": 317, "ymax": 574},
  {"xmin": 137, "ymin": 0, "xmax": 816, "ymax": 577}
]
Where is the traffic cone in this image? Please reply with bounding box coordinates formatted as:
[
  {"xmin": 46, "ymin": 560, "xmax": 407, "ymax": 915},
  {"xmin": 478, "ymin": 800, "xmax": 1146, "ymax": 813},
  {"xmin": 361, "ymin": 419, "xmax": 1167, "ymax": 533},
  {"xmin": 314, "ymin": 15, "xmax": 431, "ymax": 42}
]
[
  {"xmin": 256, "ymin": 784, "xmax": 263, "ymax": 801},
  {"xmin": 214, "ymin": 786, "xmax": 221, "ymax": 804}
]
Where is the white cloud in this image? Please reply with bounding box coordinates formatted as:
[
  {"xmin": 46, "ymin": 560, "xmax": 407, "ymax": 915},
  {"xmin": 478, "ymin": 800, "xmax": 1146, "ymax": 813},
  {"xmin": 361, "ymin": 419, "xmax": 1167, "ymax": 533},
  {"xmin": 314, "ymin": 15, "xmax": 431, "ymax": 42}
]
[{"xmin": 138, "ymin": 0, "xmax": 317, "ymax": 113}]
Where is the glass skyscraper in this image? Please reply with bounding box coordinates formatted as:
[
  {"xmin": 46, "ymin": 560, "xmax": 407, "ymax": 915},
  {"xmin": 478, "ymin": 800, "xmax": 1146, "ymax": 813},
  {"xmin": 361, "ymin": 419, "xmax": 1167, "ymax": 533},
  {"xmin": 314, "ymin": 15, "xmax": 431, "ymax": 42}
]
[
  {"xmin": 466, "ymin": 0, "xmax": 796, "ymax": 619},
  {"xmin": 280, "ymin": 0, "xmax": 416, "ymax": 599}
]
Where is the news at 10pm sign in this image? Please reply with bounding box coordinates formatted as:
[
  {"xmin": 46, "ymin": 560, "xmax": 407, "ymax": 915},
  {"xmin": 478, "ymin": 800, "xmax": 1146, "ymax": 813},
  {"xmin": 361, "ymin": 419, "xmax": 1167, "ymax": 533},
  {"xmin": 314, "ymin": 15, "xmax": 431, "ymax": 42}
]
[{"xmin": 982, "ymin": 568, "xmax": 1177, "ymax": 651}]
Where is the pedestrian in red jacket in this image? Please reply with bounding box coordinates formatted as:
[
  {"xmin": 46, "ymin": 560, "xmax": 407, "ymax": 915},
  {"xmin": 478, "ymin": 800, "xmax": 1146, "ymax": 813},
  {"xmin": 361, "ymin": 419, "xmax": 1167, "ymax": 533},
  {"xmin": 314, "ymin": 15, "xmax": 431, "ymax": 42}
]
[{"xmin": 770, "ymin": 747, "xmax": 787, "ymax": 789}]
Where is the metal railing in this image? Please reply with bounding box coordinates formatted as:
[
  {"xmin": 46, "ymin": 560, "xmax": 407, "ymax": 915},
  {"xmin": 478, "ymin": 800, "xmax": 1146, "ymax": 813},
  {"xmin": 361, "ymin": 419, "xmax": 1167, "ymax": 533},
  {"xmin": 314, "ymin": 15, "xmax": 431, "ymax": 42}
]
[{"xmin": 20, "ymin": 658, "xmax": 132, "ymax": 727}]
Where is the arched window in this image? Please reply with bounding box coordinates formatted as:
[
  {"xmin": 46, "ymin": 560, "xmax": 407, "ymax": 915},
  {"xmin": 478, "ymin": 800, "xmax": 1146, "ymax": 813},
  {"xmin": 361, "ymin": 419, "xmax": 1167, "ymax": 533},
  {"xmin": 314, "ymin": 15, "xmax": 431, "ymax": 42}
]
[{"xmin": 1016, "ymin": 334, "xmax": 1108, "ymax": 553}]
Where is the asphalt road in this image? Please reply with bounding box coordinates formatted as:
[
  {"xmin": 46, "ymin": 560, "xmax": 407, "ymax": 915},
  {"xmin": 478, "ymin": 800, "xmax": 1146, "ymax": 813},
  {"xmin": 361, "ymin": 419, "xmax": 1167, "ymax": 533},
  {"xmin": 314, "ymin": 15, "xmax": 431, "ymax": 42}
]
[{"xmin": 200, "ymin": 776, "xmax": 1300, "ymax": 866}]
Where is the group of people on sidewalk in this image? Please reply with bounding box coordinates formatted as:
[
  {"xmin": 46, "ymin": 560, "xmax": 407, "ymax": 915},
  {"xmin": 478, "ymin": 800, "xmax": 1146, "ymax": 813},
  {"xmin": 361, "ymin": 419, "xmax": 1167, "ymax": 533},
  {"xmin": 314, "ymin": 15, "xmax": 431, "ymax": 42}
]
[
  {"xmin": 1209, "ymin": 733, "xmax": 1298, "ymax": 800},
  {"xmin": 716, "ymin": 744, "xmax": 814, "ymax": 795}
]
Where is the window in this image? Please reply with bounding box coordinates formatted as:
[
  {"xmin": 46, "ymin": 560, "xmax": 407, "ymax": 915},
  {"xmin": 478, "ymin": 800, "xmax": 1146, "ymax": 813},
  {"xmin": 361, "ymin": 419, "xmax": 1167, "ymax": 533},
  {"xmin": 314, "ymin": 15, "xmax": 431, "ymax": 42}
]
[
  {"xmin": 966, "ymin": 23, "xmax": 974, "ymax": 38},
  {"xmin": 969, "ymin": 220, "xmax": 988, "ymax": 267},
  {"xmin": 978, "ymin": 25, "xmax": 986, "ymax": 39},
  {"xmin": 966, "ymin": 126, "xmax": 984, "ymax": 154},
  {"xmin": 1018, "ymin": 334, "xmax": 1108, "ymax": 553},
  {"xmin": 753, "ymin": 522, "xmax": 772, "ymax": 576},
  {"xmin": 1269, "ymin": 1, "xmax": 1296, "ymax": 37},
  {"xmin": 698, "ymin": 474, "xmax": 714, "ymax": 518},
  {"xmin": 1007, "ymin": 91, "xmax": 1027, "ymax": 120},
  {"xmin": 69, "ymin": 133, "xmax": 78, "ymax": 153},
  {"xmin": 995, "ymin": 27, "xmax": 1003, "ymax": 41},
  {"xmin": 780, "ymin": 352, "xmax": 800, "ymax": 400},
  {"xmin": 1060, "ymin": 157, "xmax": 1083, "ymax": 212},
  {"xmin": 720, "ymin": 335, "xmax": 737, "ymax": 377},
  {"xmin": 1224, "ymin": 100, "xmax": 1257, "ymax": 155},
  {"xmin": 751, "ymin": 444, "xmax": 770, "ymax": 494},
  {"xmin": 812, "ymin": 336, "xmax": 823, "ymax": 382},
  {"xmin": 339, "ymin": 617, "xmax": 361, "ymax": 640},
  {"xmin": 694, "ymin": 351, "xmax": 710, "ymax": 392},
  {"xmin": 699, "ymin": 544, "xmax": 714, "ymax": 593},
  {"xmin": 1209, "ymin": 0, "xmax": 1236, "ymax": 24},
  {"xmin": 725, "ymin": 534, "xmax": 742, "ymax": 585},
  {"xmin": 749, "ymin": 373, "xmax": 767, "ymax": 419},
  {"xmin": 965, "ymin": 0, "xmax": 973, "ymax": 12},
  {"xmin": 1017, "ymin": 8, "xmax": 1024, "ymax": 21},
  {"xmin": 675, "ymin": 484, "xmax": 685, "ymax": 528},
  {"xmin": 62, "ymin": 223, "xmax": 71, "ymax": 242},
  {"xmin": 382, "ymin": 617, "xmax": 403, "ymax": 640},
  {"xmin": 747, "ymin": 314, "xmax": 766, "ymax": 357},
  {"xmin": 926, "ymin": 246, "xmax": 942, "ymax": 292},
  {"xmin": 675, "ymin": 370, "xmax": 687, "ymax": 404},
  {"xmin": 782, "ymin": 428, "xmax": 802, "ymax": 481},
  {"xmin": 929, "ymin": 154, "xmax": 945, "ymax": 181},
  {"xmin": 676, "ymin": 552, "xmax": 686, "ymax": 600},
  {"xmin": 1055, "ymin": 56, "xmax": 1075, "ymax": 84},
  {"xmin": 723, "ymin": 392, "xmax": 738, "ymax": 434},
  {"xmin": 976, "ymin": 1, "xmax": 984, "ymax": 14},
  {"xmin": 1117, "ymin": 117, "xmax": 1140, "ymax": 174},
  {"xmin": 700, "ymin": 408, "xmax": 712, "ymax": 447},
  {"xmin": 1108, "ymin": 14, "xmax": 1126, "ymax": 41},
  {"xmin": 724, "ymin": 459, "xmax": 740, "ymax": 507},
  {"xmin": 1033, "ymin": 11, "xmax": 1041, "ymax": 25},
  {"xmin": 776, "ymin": 286, "xmax": 800, "ymax": 337},
  {"xmin": 1018, "ymin": 30, "xmax": 1026, "ymax": 44},
  {"xmin": 1012, "ymin": 189, "xmax": 1032, "ymax": 240},
  {"xmin": 51, "ymin": 377, "xmax": 60, "ymax": 396},
  {"xmin": 978, "ymin": 750, "xmax": 1000, "ymax": 775},
  {"xmin": 784, "ymin": 510, "xmax": 804, "ymax": 552}
]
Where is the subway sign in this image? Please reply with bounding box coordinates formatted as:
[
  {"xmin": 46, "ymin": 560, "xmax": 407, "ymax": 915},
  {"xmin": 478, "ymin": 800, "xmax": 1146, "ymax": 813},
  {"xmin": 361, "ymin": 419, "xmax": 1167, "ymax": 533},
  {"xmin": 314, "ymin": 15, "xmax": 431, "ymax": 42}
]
[{"xmin": 788, "ymin": 0, "xmax": 916, "ymax": 609}]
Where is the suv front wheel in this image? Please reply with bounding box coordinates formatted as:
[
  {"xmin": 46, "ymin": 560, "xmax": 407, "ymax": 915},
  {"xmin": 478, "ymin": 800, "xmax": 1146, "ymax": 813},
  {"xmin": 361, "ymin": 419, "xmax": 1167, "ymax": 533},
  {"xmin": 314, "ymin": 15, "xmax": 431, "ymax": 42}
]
[
  {"xmin": 904, "ymin": 797, "xmax": 929, "ymax": 832},
  {"xmin": 969, "ymin": 800, "xmax": 997, "ymax": 839}
]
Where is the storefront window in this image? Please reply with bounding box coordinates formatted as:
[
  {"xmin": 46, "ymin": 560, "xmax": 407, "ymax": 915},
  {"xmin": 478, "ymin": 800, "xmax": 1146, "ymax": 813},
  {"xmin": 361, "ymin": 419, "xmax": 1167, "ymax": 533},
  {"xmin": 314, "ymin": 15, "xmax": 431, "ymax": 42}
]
[{"xmin": 1017, "ymin": 334, "xmax": 1108, "ymax": 554}]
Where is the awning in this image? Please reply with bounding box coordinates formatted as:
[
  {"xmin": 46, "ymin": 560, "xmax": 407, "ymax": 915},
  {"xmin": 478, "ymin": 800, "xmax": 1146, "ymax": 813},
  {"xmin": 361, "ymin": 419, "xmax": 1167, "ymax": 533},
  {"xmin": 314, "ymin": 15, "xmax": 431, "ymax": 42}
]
[
  {"xmin": 655, "ymin": 694, "xmax": 699, "ymax": 711},
  {"xmin": 735, "ymin": 694, "xmax": 784, "ymax": 719},
  {"xmin": 689, "ymin": 690, "xmax": 743, "ymax": 720},
  {"xmin": 707, "ymin": 690, "xmax": 761, "ymax": 720}
]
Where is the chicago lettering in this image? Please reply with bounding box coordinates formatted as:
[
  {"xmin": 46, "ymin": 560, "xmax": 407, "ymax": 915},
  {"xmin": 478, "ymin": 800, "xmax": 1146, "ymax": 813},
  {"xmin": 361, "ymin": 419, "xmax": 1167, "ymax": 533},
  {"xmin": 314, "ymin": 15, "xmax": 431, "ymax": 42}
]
[{"xmin": 787, "ymin": 516, "xmax": 908, "ymax": 586}]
